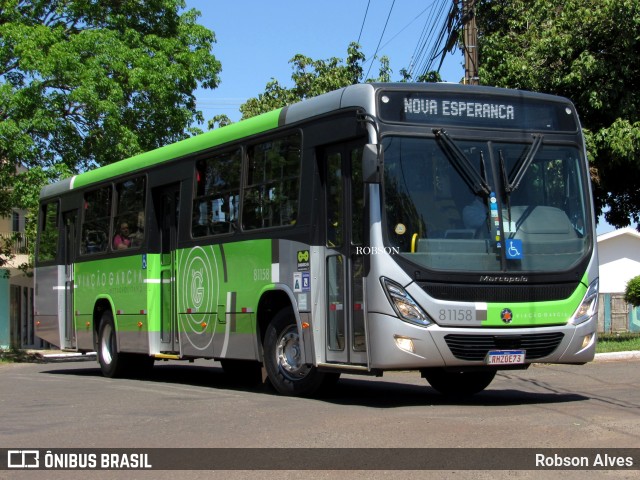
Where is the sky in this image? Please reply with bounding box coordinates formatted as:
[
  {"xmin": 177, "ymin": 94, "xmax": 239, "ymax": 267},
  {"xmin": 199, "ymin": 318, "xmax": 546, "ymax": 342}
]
[
  {"xmin": 183, "ymin": 0, "xmax": 616, "ymax": 235},
  {"xmin": 185, "ymin": 0, "xmax": 464, "ymax": 123}
]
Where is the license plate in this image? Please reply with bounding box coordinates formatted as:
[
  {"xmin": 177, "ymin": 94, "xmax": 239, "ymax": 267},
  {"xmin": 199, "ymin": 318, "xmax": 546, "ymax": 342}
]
[{"xmin": 485, "ymin": 350, "xmax": 526, "ymax": 365}]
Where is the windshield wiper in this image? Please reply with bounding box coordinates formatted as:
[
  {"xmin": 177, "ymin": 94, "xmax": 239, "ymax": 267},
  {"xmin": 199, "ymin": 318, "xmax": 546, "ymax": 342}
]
[
  {"xmin": 433, "ymin": 128, "xmax": 491, "ymax": 196},
  {"xmin": 505, "ymin": 134, "xmax": 544, "ymax": 193}
]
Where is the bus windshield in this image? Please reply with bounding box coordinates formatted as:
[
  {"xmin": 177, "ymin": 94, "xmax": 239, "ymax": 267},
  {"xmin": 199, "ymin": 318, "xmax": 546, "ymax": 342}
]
[{"xmin": 382, "ymin": 135, "xmax": 590, "ymax": 273}]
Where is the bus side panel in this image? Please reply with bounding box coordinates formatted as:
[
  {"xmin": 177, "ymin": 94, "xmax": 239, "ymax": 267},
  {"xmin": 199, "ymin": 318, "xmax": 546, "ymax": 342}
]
[
  {"xmin": 75, "ymin": 256, "xmax": 149, "ymax": 353},
  {"xmin": 175, "ymin": 245, "xmax": 220, "ymax": 359},
  {"xmin": 144, "ymin": 253, "xmax": 163, "ymax": 355},
  {"xmin": 176, "ymin": 240, "xmax": 274, "ymax": 360},
  {"xmin": 34, "ymin": 264, "xmax": 64, "ymax": 348}
]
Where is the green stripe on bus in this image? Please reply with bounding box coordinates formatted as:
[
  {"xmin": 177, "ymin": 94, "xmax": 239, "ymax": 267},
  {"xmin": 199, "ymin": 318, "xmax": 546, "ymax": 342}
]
[
  {"xmin": 72, "ymin": 109, "xmax": 282, "ymax": 189},
  {"xmin": 483, "ymin": 275, "xmax": 588, "ymax": 327}
]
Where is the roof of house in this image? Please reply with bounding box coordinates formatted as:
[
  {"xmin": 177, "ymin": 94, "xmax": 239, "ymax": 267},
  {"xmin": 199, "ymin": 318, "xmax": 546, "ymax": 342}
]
[{"xmin": 597, "ymin": 227, "xmax": 640, "ymax": 243}]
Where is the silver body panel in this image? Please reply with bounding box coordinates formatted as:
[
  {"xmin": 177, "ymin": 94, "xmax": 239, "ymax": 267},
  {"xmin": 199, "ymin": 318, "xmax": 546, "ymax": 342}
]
[
  {"xmin": 366, "ymin": 312, "xmax": 596, "ymax": 370},
  {"xmin": 34, "ymin": 265, "xmax": 66, "ymax": 348}
]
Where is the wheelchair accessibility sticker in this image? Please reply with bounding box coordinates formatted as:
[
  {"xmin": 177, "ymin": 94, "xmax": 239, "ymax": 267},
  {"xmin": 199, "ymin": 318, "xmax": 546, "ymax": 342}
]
[{"xmin": 506, "ymin": 239, "xmax": 523, "ymax": 260}]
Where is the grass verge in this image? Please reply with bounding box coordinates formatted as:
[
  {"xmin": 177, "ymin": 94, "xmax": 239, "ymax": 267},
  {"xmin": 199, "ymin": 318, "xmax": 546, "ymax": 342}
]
[
  {"xmin": 596, "ymin": 333, "xmax": 640, "ymax": 353},
  {"xmin": 0, "ymin": 348, "xmax": 38, "ymax": 363}
]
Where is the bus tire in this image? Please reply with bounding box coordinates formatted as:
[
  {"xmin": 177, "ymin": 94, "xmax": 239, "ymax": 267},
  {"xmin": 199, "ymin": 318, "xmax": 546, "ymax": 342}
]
[
  {"xmin": 264, "ymin": 307, "xmax": 334, "ymax": 396},
  {"xmin": 422, "ymin": 368, "xmax": 496, "ymax": 397},
  {"xmin": 97, "ymin": 310, "xmax": 128, "ymax": 378}
]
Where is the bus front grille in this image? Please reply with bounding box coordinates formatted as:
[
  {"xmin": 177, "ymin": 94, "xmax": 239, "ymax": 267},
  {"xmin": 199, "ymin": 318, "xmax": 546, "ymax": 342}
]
[
  {"xmin": 444, "ymin": 332, "xmax": 565, "ymax": 361},
  {"xmin": 418, "ymin": 283, "xmax": 578, "ymax": 302}
]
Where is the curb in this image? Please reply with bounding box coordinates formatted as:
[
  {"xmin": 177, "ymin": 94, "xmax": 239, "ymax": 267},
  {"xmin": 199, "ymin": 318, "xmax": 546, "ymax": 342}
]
[
  {"xmin": 593, "ymin": 351, "xmax": 640, "ymax": 362},
  {"xmin": 29, "ymin": 351, "xmax": 97, "ymax": 363}
]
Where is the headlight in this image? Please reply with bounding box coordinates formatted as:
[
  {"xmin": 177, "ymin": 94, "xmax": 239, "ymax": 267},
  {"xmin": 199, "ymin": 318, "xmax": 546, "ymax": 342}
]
[
  {"xmin": 570, "ymin": 278, "xmax": 599, "ymax": 325},
  {"xmin": 381, "ymin": 277, "xmax": 431, "ymax": 327}
]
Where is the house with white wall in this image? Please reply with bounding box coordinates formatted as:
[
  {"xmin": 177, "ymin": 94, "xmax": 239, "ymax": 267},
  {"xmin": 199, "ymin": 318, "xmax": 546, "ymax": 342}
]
[
  {"xmin": 597, "ymin": 227, "xmax": 640, "ymax": 333},
  {"xmin": 0, "ymin": 207, "xmax": 40, "ymax": 350}
]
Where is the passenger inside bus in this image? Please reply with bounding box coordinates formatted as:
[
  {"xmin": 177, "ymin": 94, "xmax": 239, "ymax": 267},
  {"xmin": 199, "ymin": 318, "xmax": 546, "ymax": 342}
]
[
  {"xmin": 84, "ymin": 229, "xmax": 106, "ymax": 254},
  {"xmin": 113, "ymin": 222, "xmax": 132, "ymax": 250}
]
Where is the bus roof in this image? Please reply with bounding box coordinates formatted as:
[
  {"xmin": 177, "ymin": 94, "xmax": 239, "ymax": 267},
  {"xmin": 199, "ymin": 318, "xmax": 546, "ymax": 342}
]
[
  {"xmin": 40, "ymin": 108, "xmax": 283, "ymax": 199},
  {"xmin": 40, "ymin": 82, "xmax": 574, "ymax": 199}
]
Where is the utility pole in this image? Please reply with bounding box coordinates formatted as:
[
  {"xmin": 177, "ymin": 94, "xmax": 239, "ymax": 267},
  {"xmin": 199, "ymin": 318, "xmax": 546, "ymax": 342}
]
[{"xmin": 462, "ymin": 0, "xmax": 479, "ymax": 85}]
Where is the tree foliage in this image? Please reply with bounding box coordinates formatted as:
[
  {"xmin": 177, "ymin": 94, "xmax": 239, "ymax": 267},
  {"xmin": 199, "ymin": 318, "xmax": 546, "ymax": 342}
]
[
  {"xmin": 0, "ymin": 0, "xmax": 221, "ymax": 269},
  {"xmin": 625, "ymin": 275, "xmax": 640, "ymax": 307},
  {"xmin": 476, "ymin": 0, "xmax": 640, "ymax": 230},
  {"xmin": 240, "ymin": 43, "xmax": 396, "ymax": 120},
  {"xmin": 0, "ymin": 0, "xmax": 221, "ymax": 217}
]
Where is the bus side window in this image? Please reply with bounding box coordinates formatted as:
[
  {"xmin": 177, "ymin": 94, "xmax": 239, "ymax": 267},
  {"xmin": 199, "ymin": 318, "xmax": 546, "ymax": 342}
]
[
  {"xmin": 113, "ymin": 176, "xmax": 146, "ymax": 250},
  {"xmin": 81, "ymin": 187, "xmax": 111, "ymax": 255},
  {"xmin": 243, "ymin": 134, "xmax": 301, "ymax": 230},
  {"xmin": 192, "ymin": 150, "xmax": 241, "ymax": 237}
]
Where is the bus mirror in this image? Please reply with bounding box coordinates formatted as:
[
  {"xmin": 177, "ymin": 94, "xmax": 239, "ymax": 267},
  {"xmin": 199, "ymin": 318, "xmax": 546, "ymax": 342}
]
[{"xmin": 362, "ymin": 144, "xmax": 381, "ymax": 183}]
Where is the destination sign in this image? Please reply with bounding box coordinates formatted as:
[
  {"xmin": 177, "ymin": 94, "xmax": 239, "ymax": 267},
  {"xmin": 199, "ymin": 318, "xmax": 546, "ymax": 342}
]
[{"xmin": 377, "ymin": 90, "xmax": 578, "ymax": 131}]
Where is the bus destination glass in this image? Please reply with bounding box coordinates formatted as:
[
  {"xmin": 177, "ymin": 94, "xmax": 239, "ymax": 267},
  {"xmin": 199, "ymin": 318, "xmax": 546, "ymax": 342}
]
[{"xmin": 377, "ymin": 90, "xmax": 579, "ymax": 132}]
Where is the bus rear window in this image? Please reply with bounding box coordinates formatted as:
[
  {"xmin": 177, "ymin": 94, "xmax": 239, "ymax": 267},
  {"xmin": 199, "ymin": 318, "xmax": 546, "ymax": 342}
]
[{"xmin": 37, "ymin": 201, "xmax": 59, "ymax": 263}]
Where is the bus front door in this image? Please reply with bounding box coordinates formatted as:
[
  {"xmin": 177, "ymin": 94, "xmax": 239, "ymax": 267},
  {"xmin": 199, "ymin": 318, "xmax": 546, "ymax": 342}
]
[
  {"xmin": 158, "ymin": 184, "xmax": 180, "ymax": 353},
  {"xmin": 62, "ymin": 210, "xmax": 77, "ymax": 349},
  {"xmin": 324, "ymin": 142, "xmax": 367, "ymax": 366}
]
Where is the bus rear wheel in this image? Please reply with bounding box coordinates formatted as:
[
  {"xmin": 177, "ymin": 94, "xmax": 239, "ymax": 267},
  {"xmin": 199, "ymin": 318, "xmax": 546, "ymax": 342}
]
[
  {"xmin": 97, "ymin": 310, "xmax": 154, "ymax": 378},
  {"xmin": 264, "ymin": 307, "xmax": 338, "ymax": 396},
  {"xmin": 422, "ymin": 368, "xmax": 496, "ymax": 397},
  {"xmin": 98, "ymin": 310, "xmax": 127, "ymax": 378}
]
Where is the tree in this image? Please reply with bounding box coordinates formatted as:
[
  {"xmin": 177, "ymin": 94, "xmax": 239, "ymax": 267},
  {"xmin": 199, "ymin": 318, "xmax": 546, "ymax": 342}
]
[
  {"xmin": 207, "ymin": 114, "xmax": 232, "ymax": 130},
  {"xmin": 476, "ymin": 0, "xmax": 640, "ymax": 230},
  {"xmin": 240, "ymin": 43, "xmax": 392, "ymax": 119},
  {"xmin": 625, "ymin": 275, "xmax": 640, "ymax": 307},
  {"xmin": 0, "ymin": 0, "xmax": 221, "ymax": 268}
]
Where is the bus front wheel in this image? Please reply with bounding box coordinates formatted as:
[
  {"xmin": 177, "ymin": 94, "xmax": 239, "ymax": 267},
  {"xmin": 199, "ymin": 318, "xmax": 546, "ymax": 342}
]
[
  {"xmin": 422, "ymin": 368, "xmax": 496, "ymax": 397},
  {"xmin": 264, "ymin": 307, "xmax": 337, "ymax": 396}
]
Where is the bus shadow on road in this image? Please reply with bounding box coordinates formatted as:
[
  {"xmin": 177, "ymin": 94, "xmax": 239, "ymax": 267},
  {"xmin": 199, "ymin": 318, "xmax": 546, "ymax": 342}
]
[
  {"xmin": 42, "ymin": 362, "xmax": 269, "ymax": 392},
  {"xmin": 316, "ymin": 376, "xmax": 589, "ymax": 408},
  {"xmin": 41, "ymin": 363, "xmax": 590, "ymax": 408}
]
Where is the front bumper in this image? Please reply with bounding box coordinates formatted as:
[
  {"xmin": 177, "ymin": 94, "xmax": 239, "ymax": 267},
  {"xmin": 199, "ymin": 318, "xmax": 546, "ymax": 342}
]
[{"xmin": 367, "ymin": 312, "xmax": 597, "ymax": 370}]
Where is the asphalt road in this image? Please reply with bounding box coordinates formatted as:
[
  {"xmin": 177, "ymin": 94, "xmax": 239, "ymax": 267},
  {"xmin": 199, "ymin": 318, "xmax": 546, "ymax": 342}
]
[{"xmin": 1, "ymin": 357, "xmax": 639, "ymax": 480}]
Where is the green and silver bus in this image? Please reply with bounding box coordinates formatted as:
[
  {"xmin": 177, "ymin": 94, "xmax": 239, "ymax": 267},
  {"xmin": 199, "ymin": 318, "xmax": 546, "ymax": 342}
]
[{"xmin": 35, "ymin": 83, "xmax": 599, "ymax": 396}]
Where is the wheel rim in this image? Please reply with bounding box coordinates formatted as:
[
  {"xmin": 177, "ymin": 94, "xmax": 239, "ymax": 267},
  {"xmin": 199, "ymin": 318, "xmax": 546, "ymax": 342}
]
[
  {"xmin": 100, "ymin": 323, "xmax": 114, "ymax": 366},
  {"xmin": 276, "ymin": 325, "xmax": 310, "ymax": 380}
]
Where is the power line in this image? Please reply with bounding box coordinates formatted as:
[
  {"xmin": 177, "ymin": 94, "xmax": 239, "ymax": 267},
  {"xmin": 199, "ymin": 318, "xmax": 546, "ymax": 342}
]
[
  {"xmin": 407, "ymin": 1, "xmax": 441, "ymax": 71},
  {"xmin": 365, "ymin": 0, "xmax": 396, "ymax": 80},
  {"xmin": 407, "ymin": 0, "xmax": 463, "ymax": 81},
  {"xmin": 419, "ymin": 0, "xmax": 452, "ymax": 77},
  {"xmin": 407, "ymin": 0, "xmax": 449, "ymax": 79},
  {"xmin": 360, "ymin": 2, "xmax": 432, "ymax": 74},
  {"xmin": 357, "ymin": 0, "xmax": 371, "ymax": 44},
  {"xmin": 378, "ymin": 4, "xmax": 432, "ymax": 54}
]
